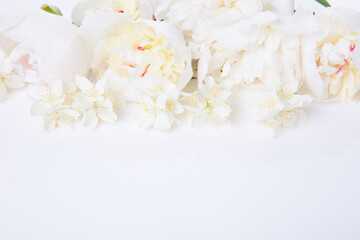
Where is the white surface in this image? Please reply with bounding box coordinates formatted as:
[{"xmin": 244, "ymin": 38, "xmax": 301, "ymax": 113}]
[{"xmin": 1, "ymin": 0, "xmax": 360, "ymax": 239}]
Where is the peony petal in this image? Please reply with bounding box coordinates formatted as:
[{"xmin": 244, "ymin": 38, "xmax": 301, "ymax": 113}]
[
  {"xmin": 197, "ymin": 46, "xmax": 211, "ymax": 86},
  {"xmin": 213, "ymin": 11, "xmax": 278, "ymax": 50},
  {"xmin": 301, "ymin": 36, "xmax": 327, "ymax": 99},
  {"xmin": 334, "ymin": 7, "xmax": 360, "ymax": 32},
  {"xmin": 80, "ymin": 11, "xmax": 130, "ymax": 46},
  {"xmin": 4, "ymin": 9, "xmax": 91, "ymax": 83},
  {"xmin": 0, "ymin": 9, "xmax": 27, "ymax": 33},
  {"xmin": 177, "ymin": 48, "xmax": 193, "ymax": 90},
  {"xmin": 146, "ymin": 19, "xmax": 188, "ymax": 64},
  {"xmin": 139, "ymin": 0, "xmax": 154, "ymax": 19},
  {"xmin": 151, "ymin": 0, "xmax": 171, "ymax": 20},
  {"xmin": 270, "ymin": 0, "xmax": 294, "ymax": 16}
]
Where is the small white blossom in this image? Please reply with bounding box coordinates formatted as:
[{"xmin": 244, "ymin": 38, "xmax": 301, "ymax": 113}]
[
  {"xmin": 30, "ymin": 81, "xmax": 79, "ymax": 130},
  {"xmin": 256, "ymin": 80, "xmax": 312, "ymax": 136},
  {"xmin": 182, "ymin": 76, "xmax": 233, "ymax": 127},
  {"xmin": 136, "ymin": 77, "xmax": 184, "ymax": 130},
  {"xmin": 0, "ymin": 50, "xmax": 25, "ymax": 102},
  {"xmin": 72, "ymin": 71, "xmax": 123, "ymax": 130}
]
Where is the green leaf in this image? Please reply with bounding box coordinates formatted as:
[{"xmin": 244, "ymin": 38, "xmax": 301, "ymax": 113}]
[
  {"xmin": 315, "ymin": 0, "xmax": 331, "ymax": 7},
  {"xmin": 41, "ymin": 4, "xmax": 63, "ymax": 16}
]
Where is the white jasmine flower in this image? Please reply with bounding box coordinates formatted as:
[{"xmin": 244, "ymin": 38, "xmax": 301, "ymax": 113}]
[
  {"xmin": 256, "ymin": 79, "xmax": 312, "ymax": 135},
  {"xmin": 72, "ymin": 0, "xmax": 154, "ymax": 26},
  {"xmin": 302, "ymin": 8, "xmax": 360, "ymax": 101},
  {"xmin": 72, "ymin": 71, "xmax": 124, "ymax": 130},
  {"xmin": 0, "ymin": 9, "xmax": 91, "ymax": 84},
  {"xmin": 182, "ymin": 76, "xmax": 233, "ymax": 127},
  {"xmin": 0, "ymin": 49, "xmax": 25, "ymax": 102},
  {"xmin": 30, "ymin": 81, "xmax": 79, "ymax": 130},
  {"xmin": 136, "ymin": 75, "xmax": 184, "ymax": 130}
]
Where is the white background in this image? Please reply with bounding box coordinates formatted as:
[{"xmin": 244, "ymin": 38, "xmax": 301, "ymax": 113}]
[{"xmin": 1, "ymin": 0, "xmax": 360, "ymax": 239}]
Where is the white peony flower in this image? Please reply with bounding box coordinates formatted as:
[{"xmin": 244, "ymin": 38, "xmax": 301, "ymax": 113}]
[
  {"xmin": 29, "ymin": 81, "xmax": 80, "ymax": 130},
  {"xmin": 169, "ymin": 5, "xmax": 317, "ymax": 134},
  {"xmin": 0, "ymin": 9, "xmax": 91, "ymax": 84},
  {"xmin": 185, "ymin": 7, "xmax": 316, "ymax": 134},
  {"xmin": 72, "ymin": 70, "xmax": 124, "ymax": 130},
  {"xmin": 302, "ymin": 8, "xmax": 360, "ymax": 101},
  {"xmin": 79, "ymin": 12, "xmax": 192, "ymax": 129},
  {"xmin": 201, "ymin": 8, "xmax": 318, "ymax": 86},
  {"xmin": 80, "ymin": 12, "xmax": 192, "ymax": 92},
  {"xmin": 0, "ymin": 49, "xmax": 25, "ymax": 102},
  {"xmin": 182, "ymin": 76, "xmax": 233, "ymax": 127},
  {"xmin": 167, "ymin": 0, "xmax": 315, "ymax": 94},
  {"xmin": 72, "ymin": 0, "xmax": 154, "ymax": 26}
]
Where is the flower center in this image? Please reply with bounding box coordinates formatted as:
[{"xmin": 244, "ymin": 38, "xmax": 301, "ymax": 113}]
[
  {"xmin": 65, "ymin": 92, "xmax": 74, "ymax": 105},
  {"xmin": 263, "ymin": 96, "xmax": 276, "ymax": 109},
  {"xmin": 166, "ymin": 99, "xmax": 177, "ymax": 112},
  {"xmin": 104, "ymin": 22, "xmax": 185, "ymax": 85},
  {"xmin": 86, "ymin": 88, "xmax": 100, "ymax": 98},
  {"xmin": 141, "ymin": 100, "xmax": 157, "ymax": 112},
  {"xmin": 316, "ymin": 39, "xmax": 356, "ymax": 77},
  {"xmin": 278, "ymin": 86, "xmax": 293, "ymax": 100},
  {"xmin": 210, "ymin": 87, "xmax": 224, "ymax": 97},
  {"xmin": 41, "ymin": 89, "xmax": 57, "ymax": 103}
]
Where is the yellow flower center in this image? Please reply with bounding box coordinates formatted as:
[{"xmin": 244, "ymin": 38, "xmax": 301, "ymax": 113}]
[
  {"xmin": 166, "ymin": 99, "xmax": 177, "ymax": 112},
  {"xmin": 86, "ymin": 88, "xmax": 100, "ymax": 98},
  {"xmin": 278, "ymin": 86, "xmax": 293, "ymax": 100},
  {"xmin": 263, "ymin": 96, "xmax": 276, "ymax": 109},
  {"xmin": 102, "ymin": 22, "xmax": 185, "ymax": 85},
  {"xmin": 41, "ymin": 89, "xmax": 57, "ymax": 103}
]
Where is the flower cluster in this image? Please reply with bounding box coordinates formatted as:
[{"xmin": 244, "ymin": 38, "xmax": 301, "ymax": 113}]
[
  {"xmin": 29, "ymin": 70, "xmax": 124, "ymax": 130},
  {"xmin": 0, "ymin": 0, "xmax": 359, "ymax": 136}
]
